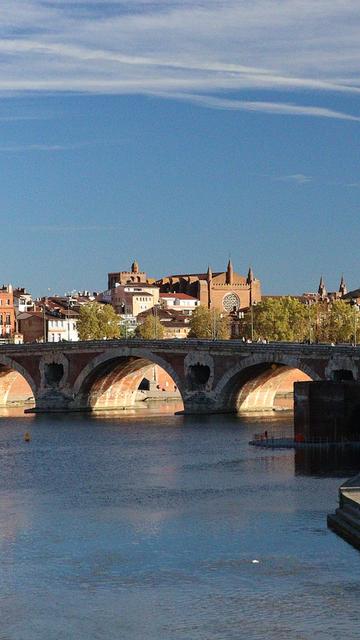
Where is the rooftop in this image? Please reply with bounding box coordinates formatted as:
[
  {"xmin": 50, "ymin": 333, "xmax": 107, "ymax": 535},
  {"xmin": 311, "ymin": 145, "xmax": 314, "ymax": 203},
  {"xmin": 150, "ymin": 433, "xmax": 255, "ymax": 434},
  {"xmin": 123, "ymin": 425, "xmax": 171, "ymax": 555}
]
[{"xmin": 160, "ymin": 293, "xmax": 198, "ymax": 300}]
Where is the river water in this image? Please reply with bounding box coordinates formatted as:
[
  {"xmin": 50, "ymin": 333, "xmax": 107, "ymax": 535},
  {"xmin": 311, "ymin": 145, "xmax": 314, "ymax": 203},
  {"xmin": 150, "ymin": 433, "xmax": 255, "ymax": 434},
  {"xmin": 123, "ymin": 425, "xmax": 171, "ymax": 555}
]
[{"xmin": 0, "ymin": 405, "xmax": 359, "ymax": 640}]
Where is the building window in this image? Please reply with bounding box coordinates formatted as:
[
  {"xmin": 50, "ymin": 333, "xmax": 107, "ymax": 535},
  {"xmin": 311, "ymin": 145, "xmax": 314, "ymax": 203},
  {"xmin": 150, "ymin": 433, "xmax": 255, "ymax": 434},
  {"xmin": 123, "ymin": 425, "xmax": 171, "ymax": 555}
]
[
  {"xmin": 5, "ymin": 314, "xmax": 11, "ymax": 325},
  {"xmin": 223, "ymin": 293, "xmax": 240, "ymax": 312}
]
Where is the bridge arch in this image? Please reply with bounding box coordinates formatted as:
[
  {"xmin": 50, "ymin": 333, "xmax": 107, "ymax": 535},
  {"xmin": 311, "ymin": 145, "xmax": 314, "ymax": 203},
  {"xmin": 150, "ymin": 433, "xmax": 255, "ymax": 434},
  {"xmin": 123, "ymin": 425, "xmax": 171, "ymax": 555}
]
[
  {"xmin": 71, "ymin": 347, "xmax": 185, "ymax": 411},
  {"xmin": 214, "ymin": 354, "xmax": 321, "ymax": 414},
  {"xmin": 0, "ymin": 354, "xmax": 37, "ymax": 408}
]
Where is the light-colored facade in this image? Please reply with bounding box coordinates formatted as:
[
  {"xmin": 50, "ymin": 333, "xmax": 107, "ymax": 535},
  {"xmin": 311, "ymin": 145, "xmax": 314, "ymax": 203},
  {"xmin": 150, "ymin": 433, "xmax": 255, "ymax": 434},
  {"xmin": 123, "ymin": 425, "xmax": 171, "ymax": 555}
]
[
  {"xmin": 162, "ymin": 321, "xmax": 191, "ymax": 339},
  {"xmin": 118, "ymin": 314, "xmax": 137, "ymax": 336},
  {"xmin": 17, "ymin": 311, "xmax": 79, "ymax": 343},
  {"xmin": 13, "ymin": 288, "xmax": 34, "ymax": 314},
  {"xmin": 111, "ymin": 284, "xmax": 160, "ymax": 317},
  {"xmin": 47, "ymin": 317, "xmax": 79, "ymax": 342},
  {"xmin": 160, "ymin": 293, "xmax": 199, "ymax": 314}
]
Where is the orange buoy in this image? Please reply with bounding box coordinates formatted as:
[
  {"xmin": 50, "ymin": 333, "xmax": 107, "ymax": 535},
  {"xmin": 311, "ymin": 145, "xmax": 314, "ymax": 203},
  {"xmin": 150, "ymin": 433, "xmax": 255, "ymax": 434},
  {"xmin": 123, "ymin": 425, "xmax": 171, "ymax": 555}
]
[{"xmin": 24, "ymin": 432, "xmax": 31, "ymax": 442}]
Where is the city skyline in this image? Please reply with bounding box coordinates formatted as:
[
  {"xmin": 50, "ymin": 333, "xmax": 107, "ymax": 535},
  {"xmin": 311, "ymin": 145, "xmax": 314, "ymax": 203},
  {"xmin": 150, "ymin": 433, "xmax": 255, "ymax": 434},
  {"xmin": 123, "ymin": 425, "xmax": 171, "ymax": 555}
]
[
  {"xmin": 1, "ymin": 1, "xmax": 360, "ymax": 294},
  {"xmin": 1, "ymin": 258, "xmax": 355, "ymax": 301}
]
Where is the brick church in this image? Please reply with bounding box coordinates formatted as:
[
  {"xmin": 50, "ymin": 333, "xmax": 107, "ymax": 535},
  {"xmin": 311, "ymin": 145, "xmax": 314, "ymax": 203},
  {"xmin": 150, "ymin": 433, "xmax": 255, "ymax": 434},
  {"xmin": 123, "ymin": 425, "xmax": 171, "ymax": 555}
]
[{"xmin": 156, "ymin": 260, "xmax": 261, "ymax": 312}]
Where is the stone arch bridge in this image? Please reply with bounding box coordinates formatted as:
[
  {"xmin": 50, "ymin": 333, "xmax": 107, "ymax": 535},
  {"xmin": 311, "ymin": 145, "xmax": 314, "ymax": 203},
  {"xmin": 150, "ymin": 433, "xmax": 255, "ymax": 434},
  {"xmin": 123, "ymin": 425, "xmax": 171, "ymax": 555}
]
[{"xmin": 1, "ymin": 339, "xmax": 360, "ymax": 437}]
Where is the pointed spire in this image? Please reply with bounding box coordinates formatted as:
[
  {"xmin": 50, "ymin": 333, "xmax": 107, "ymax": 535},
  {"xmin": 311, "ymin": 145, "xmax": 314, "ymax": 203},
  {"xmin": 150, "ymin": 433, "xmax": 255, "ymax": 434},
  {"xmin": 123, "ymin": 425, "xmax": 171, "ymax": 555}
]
[
  {"xmin": 226, "ymin": 259, "xmax": 233, "ymax": 285},
  {"xmin": 247, "ymin": 266, "xmax": 254, "ymax": 285},
  {"xmin": 339, "ymin": 274, "xmax": 347, "ymax": 296},
  {"xmin": 318, "ymin": 275, "xmax": 327, "ymax": 298},
  {"xmin": 207, "ymin": 265, "xmax": 212, "ymax": 281}
]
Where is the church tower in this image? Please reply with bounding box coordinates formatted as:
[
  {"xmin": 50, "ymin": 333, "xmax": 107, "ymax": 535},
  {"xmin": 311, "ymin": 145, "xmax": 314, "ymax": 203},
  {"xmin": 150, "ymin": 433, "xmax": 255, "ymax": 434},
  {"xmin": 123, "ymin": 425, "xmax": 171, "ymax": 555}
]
[{"xmin": 339, "ymin": 275, "xmax": 347, "ymax": 297}]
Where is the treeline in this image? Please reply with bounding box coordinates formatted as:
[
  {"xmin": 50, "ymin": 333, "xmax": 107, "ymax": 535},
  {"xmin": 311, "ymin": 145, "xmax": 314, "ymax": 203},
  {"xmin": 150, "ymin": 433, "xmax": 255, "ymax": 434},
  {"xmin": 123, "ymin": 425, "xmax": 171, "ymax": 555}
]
[
  {"xmin": 188, "ymin": 298, "xmax": 359, "ymax": 343},
  {"xmin": 76, "ymin": 298, "xmax": 359, "ymax": 344},
  {"xmin": 241, "ymin": 297, "xmax": 358, "ymax": 343}
]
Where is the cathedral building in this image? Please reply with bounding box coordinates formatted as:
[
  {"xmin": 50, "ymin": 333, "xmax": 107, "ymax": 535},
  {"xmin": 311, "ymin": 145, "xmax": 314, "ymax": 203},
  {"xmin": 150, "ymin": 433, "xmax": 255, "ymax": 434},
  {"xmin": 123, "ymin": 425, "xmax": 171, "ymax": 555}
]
[{"xmin": 156, "ymin": 260, "xmax": 261, "ymax": 313}]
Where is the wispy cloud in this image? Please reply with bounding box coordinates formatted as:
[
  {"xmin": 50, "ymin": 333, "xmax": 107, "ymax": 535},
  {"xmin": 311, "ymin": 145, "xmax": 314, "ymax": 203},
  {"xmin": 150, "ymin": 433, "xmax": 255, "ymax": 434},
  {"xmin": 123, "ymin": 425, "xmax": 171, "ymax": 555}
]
[
  {"xmin": 0, "ymin": 142, "xmax": 93, "ymax": 152},
  {"xmin": 24, "ymin": 224, "xmax": 121, "ymax": 232},
  {"xmin": 274, "ymin": 174, "xmax": 313, "ymax": 185},
  {"xmin": 0, "ymin": 115, "xmax": 50, "ymax": 122},
  {"xmin": 159, "ymin": 93, "xmax": 360, "ymax": 121},
  {"xmin": 0, "ymin": 1, "xmax": 360, "ymax": 119}
]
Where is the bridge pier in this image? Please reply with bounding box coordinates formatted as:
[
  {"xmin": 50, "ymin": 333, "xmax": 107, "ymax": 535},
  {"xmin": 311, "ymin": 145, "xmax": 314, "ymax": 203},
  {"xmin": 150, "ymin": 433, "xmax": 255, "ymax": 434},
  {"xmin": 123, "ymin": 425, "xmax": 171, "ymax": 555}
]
[
  {"xmin": 28, "ymin": 389, "xmax": 76, "ymax": 413},
  {"xmin": 294, "ymin": 381, "xmax": 360, "ymax": 442},
  {"xmin": 182, "ymin": 391, "xmax": 235, "ymax": 415}
]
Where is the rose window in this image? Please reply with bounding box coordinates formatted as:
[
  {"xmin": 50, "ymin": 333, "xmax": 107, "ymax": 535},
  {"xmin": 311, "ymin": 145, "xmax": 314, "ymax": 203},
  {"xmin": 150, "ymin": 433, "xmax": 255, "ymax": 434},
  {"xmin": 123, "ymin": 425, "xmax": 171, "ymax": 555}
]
[{"xmin": 223, "ymin": 293, "xmax": 240, "ymax": 312}]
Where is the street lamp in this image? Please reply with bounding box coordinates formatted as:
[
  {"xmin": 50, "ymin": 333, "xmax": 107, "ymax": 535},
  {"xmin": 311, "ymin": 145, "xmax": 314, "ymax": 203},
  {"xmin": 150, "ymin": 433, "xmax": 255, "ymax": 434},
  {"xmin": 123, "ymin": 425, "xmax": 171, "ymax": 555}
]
[
  {"xmin": 65, "ymin": 290, "xmax": 76, "ymax": 341},
  {"xmin": 42, "ymin": 302, "xmax": 46, "ymax": 343},
  {"xmin": 153, "ymin": 305, "xmax": 158, "ymax": 340},
  {"xmin": 212, "ymin": 308, "xmax": 216, "ymax": 340},
  {"xmin": 67, "ymin": 294, "xmax": 71, "ymax": 341},
  {"xmin": 250, "ymin": 301, "xmax": 257, "ymax": 342},
  {"xmin": 42, "ymin": 288, "xmax": 51, "ymax": 342},
  {"xmin": 305, "ymin": 299, "xmax": 314, "ymax": 344}
]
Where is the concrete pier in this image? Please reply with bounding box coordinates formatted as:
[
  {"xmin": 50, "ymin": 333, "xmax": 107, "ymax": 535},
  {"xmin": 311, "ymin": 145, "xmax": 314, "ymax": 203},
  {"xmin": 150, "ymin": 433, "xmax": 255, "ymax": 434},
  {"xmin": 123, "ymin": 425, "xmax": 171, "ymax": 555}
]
[
  {"xmin": 294, "ymin": 381, "xmax": 360, "ymax": 442},
  {"xmin": 328, "ymin": 474, "xmax": 360, "ymax": 550}
]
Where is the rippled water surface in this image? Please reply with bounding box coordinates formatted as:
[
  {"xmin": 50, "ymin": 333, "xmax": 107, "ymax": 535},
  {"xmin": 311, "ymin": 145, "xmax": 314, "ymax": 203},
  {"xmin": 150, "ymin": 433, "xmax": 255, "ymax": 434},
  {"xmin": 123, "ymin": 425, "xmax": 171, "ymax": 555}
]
[{"xmin": 0, "ymin": 407, "xmax": 359, "ymax": 640}]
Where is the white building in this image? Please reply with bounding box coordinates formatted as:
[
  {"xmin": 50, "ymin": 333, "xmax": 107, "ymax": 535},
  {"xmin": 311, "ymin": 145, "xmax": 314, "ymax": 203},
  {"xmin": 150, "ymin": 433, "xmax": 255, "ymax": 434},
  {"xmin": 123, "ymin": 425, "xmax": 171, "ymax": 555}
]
[
  {"xmin": 159, "ymin": 293, "xmax": 200, "ymax": 314},
  {"xmin": 13, "ymin": 288, "xmax": 34, "ymax": 314},
  {"xmin": 47, "ymin": 315, "xmax": 79, "ymax": 342},
  {"xmin": 118, "ymin": 314, "xmax": 138, "ymax": 336}
]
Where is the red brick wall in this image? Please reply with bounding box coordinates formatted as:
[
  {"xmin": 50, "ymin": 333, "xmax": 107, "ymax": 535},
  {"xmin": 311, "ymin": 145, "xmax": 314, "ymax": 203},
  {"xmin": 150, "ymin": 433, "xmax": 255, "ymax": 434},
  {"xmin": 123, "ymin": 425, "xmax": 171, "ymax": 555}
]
[
  {"xmin": 0, "ymin": 370, "xmax": 33, "ymax": 406},
  {"xmin": 0, "ymin": 289, "xmax": 16, "ymax": 338}
]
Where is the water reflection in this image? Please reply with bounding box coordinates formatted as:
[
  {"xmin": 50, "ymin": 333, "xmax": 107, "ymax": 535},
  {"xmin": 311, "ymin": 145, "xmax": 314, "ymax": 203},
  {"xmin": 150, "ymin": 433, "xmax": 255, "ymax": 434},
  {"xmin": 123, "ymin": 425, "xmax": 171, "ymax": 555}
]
[
  {"xmin": 0, "ymin": 407, "xmax": 359, "ymax": 639},
  {"xmin": 295, "ymin": 445, "xmax": 360, "ymax": 478}
]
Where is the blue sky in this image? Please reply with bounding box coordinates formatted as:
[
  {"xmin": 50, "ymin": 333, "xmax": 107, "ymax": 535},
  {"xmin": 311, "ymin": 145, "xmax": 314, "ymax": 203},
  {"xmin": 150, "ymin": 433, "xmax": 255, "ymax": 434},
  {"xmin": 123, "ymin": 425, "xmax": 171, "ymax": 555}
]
[{"xmin": 1, "ymin": 0, "xmax": 360, "ymax": 296}]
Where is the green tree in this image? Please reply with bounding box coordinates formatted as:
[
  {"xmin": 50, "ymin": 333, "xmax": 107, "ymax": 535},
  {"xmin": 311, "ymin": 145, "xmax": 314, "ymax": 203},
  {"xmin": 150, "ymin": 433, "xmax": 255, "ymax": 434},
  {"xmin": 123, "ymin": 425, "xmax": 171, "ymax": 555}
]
[
  {"xmin": 77, "ymin": 302, "xmax": 121, "ymax": 340},
  {"xmin": 244, "ymin": 297, "xmax": 357, "ymax": 344},
  {"xmin": 248, "ymin": 297, "xmax": 308, "ymax": 342},
  {"xmin": 188, "ymin": 306, "xmax": 230, "ymax": 339},
  {"xmin": 317, "ymin": 300, "xmax": 354, "ymax": 343},
  {"xmin": 135, "ymin": 314, "xmax": 164, "ymax": 339}
]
